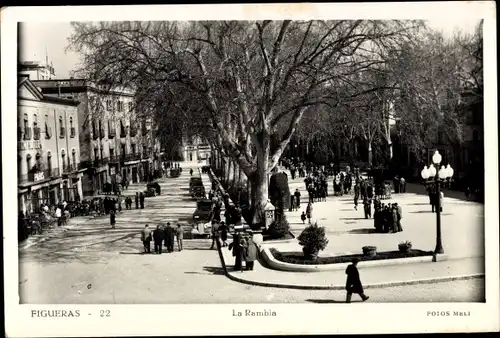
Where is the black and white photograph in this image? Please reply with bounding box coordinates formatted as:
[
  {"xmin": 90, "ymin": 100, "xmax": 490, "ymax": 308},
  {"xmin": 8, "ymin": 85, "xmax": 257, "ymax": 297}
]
[{"xmin": 2, "ymin": 2, "xmax": 498, "ymax": 336}]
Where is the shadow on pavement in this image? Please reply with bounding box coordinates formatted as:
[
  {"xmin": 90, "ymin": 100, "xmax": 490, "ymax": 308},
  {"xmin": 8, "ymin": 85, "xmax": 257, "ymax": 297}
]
[
  {"xmin": 348, "ymin": 228, "xmax": 377, "ymax": 234},
  {"xmin": 410, "ymin": 210, "xmax": 433, "ymax": 214},
  {"xmin": 407, "ymin": 203, "xmax": 431, "ymax": 206},
  {"xmin": 339, "ymin": 217, "xmax": 368, "ymax": 220},
  {"xmin": 119, "ymin": 252, "xmax": 146, "ymax": 255},
  {"xmin": 202, "ymin": 266, "xmax": 226, "ymax": 275},
  {"xmin": 306, "ymin": 299, "xmax": 350, "ymax": 304}
]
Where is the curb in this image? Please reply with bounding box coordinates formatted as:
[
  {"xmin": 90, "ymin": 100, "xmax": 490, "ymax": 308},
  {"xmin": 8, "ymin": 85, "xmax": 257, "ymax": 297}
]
[
  {"xmin": 261, "ymin": 247, "xmax": 440, "ymax": 272},
  {"xmin": 217, "ymin": 237, "xmax": 484, "ymax": 290},
  {"xmin": 225, "ymin": 270, "xmax": 485, "ymax": 291}
]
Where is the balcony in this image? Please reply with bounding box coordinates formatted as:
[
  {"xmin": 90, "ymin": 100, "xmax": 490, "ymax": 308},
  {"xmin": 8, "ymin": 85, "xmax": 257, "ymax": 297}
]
[
  {"xmin": 120, "ymin": 153, "xmax": 142, "ymax": 163},
  {"xmin": 109, "ymin": 155, "xmax": 120, "ymax": 163},
  {"xmin": 33, "ymin": 127, "xmax": 41, "ymax": 140},
  {"xmin": 99, "ymin": 127, "xmax": 106, "ymax": 139},
  {"xmin": 18, "ymin": 168, "xmax": 60, "ymax": 184},
  {"xmin": 70, "ymin": 127, "xmax": 76, "ymax": 138},
  {"xmin": 120, "ymin": 128, "xmax": 127, "ymax": 138},
  {"xmin": 59, "ymin": 127, "xmax": 66, "ymax": 139},
  {"xmin": 23, "ymin": 127, "xmax": 32, "ymax": 141},
  {"xmin": 108, "ymin": 128, "xmax": 116, "ymax": 139}
]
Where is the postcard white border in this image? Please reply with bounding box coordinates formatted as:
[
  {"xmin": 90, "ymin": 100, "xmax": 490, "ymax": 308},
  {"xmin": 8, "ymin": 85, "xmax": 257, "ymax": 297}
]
[{"xmin": 2, "ymin": 2, "xmax": 498, "ymax": 336}]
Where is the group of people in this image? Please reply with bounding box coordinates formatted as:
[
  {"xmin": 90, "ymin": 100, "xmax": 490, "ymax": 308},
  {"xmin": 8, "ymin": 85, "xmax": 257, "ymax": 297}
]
[
  {"xmin": 140, "ymin": 223, "xmax": 184, "ymax": 254},
  {"xmin": 372, "ymin": 200, "xmax": 403, "ymax": 233},
  {"xmin": 228, "ymin": 231, "xmax": 259, "ymax": 272}
]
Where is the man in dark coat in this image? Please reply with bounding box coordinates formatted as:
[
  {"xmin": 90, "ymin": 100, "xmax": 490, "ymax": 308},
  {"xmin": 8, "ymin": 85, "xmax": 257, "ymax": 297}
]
[
  {"xmin": 228, "ymin": 233, "xmax": 244, "ymax": 272},
  {"xmin": 135, "ymin": 192, "xmax": 139, "ymax": 209},
  {"xmin": 164, "ymin": 222, "xmax": 175, "ymax": 253},
  {"xmin": 345, "ymin": 258, "xmax": 369, "ymax": 303},
  {"xmin": 219, "ymin": 221, "xmax": 229, "ymax": 247},
  {"xmin": 139, "ymin": 192, "xmax": 145, "ymax": 209},
  {"xmin": 153, "ymin": 224, "xmax": 164, "ymax": 254},
  {"xmin": 354, "ymin": 183, "xmax": 360, "ymax": 210},
  {"xmin": 391, "ymin": 204, "xmax": 399, "ymax": 233},
  {"xmin": 363, "ymin": 198, "xmax": 372, "ymax": 219}
]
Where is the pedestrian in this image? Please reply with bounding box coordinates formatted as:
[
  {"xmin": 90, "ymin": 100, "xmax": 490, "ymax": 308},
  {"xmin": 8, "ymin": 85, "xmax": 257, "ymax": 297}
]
[
  {"xmin": 395, "ymin": 203, "xmax": 403, "ymax": 232},
  {"xmin": 176, "ymin": 224, "xmax": 183, "ymax": 251},
  {"xmin": 306, "ymin": 202, "xmax": 313, "ymax": 224},
  {"xmin": 141, "ymin": 224, "xmax": 152, "ymax": 253},
  {"xmin": 301, "ymin": 211, "xmax": 306, "ymax": 224},
  {"xmin": 219, "ymin": 221, "xmax": 228, "ymax": 247},
  {"xmin": 109, "ymin": 209, "xmax": 116, "ymax": 229},
  {"xmin": 55, "ymin": 205, "xmax": 62, "ymax": 226},
  {"xmin": 439, "ymin": 191, "xmax": 444, "ymax": 212},
  {"xmin": 400, "ymin": 177, "xmax": 406, "ymax": 193},
  {"xmin": 354, "ymin": 183, "xmax": 360, "ymax": 210},
  {"xmin": 228, "ymin": 233, "xmax": 244, "ymax": 272},
  {"xmin": 135, "ymin": 192, "xmax": 139, "ymax": 209},
  {"xmin": 190, "ymin": 168, "xmax": 193, "ymax": 176},
  {"xmin": 345, "ymin": 258, "xmax": 369, "ymax": 303},
  {"xmin": 139, "ymin": 192, "xmax": 145, "ymax": 209},
  {"xmin": 117, "ymin": 196, "xmax": 122, "ymax": 212},
  {"xmin": 391, "ymin": 204, "xmax": 399, "ymax": 233},
  {"xmin": 465, "ymin": 186, "xmax": 471, "ymax": 200},
  {"xmin": 363, "ymin": 198, "xmax": 371, "ymax": 219},
  {"xmin": 164, "ymin": 222, "xmax": 175, "ymax": 253},
  {"xmin": 210, "ymin": 220, "xmax": 220, "ymax": 250},
  {"xmin": 244, "ymin": 231, "xmax": 258, "ymax": 271},
  {"xmin": 153, "ymin": 224, "xmax": 164, "ymax": 254}
]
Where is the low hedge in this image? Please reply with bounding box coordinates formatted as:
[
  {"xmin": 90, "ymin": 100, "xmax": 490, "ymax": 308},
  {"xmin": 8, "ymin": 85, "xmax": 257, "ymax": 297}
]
[{"xmin": 269, "ymin": 248, "xmax": 434, "ymax": 265}]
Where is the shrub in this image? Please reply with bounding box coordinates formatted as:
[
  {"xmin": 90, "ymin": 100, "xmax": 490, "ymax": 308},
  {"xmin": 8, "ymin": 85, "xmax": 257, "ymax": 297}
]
[
  {"xmin": 268, "ymin": 172, "xmax": 291, "ymax": 211},
  {"xmin": 362, "ymin": 246, "xmax": 377, "ymax": 256},
  {"xmin": 297, "ymin": 222, "xmax": 329, "ymax": 259},
  {"xmin": 398, "ymin": 241, "xmax": 412, "ymax": 253},
  {"xmin": 265, "ymin": 214, "xmax": 291, "ymax": 239}
]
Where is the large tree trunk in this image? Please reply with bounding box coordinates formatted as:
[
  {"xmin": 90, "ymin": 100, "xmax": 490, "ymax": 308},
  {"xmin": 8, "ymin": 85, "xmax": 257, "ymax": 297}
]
[{"xmin": 249, "ymin": 134, "xmax": 270, "ymax": 227}]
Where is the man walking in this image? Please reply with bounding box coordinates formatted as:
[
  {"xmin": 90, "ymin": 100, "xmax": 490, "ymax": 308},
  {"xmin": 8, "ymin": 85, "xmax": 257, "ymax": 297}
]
[
  {"xmin": 109, "ymin": 209, "xmax": 116, "ymax": 229},
  {"xmin": 153, "ymin": 224, "xmax": 164, "ymax": 254},
  {"xmin": 306, "ymin": 202, "xmax": 313, "ymax": 224},
  {"xmin": 135, "ymin": 192, "xmax": 139, "ymax": 209},
  {"xmin": 176, "ymin": 224, "xmax": 184, "ymax": 251},
  {"xmin": 345, "ymin": 258, "xmax": 369, "ymax": 303},
  {"xmin": 141, "ymin": 224, "xmax": 152, "ymax": 253},
  {"xmin": 210, "ymin": 220, "xmax": 220, "ymax": 250}
]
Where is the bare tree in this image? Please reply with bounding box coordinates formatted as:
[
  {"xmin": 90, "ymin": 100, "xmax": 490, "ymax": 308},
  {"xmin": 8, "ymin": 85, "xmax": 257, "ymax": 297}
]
[{"xmin": 68, "ymin": 20, "xmax": 423, "ymax": 225}]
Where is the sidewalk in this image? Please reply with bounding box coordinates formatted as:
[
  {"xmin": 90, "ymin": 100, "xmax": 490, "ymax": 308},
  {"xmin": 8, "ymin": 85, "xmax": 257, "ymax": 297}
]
[{"xmin": 219, "ymin": 242, "xmax": 484, "ymax": 290}]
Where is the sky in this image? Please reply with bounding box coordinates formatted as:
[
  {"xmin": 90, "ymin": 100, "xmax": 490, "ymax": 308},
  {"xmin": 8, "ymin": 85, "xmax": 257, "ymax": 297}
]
[{"xmin": 19, "ymin": 19, "xmax": 482, "ymax": 79}]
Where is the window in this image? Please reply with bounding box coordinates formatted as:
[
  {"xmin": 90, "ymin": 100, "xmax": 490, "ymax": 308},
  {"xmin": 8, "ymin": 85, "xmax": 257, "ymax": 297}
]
[
  {"xmin": 100, "ymin": 148, "xmax": 103, "ymax": 160},
  {"xmin": 109, "ymin": 148, "xmax": 114, "ymax": 157},
  {"xmin": 128, "ymin": 102, "xmax": 133, "ymax": 112},
  {"xmin": 47, "ymin": 151, "xmax": 52, "ymax": 173},
  {"xmin": 131, "ymin": 144, "xmax": 136, "ymax": 154},
  {"xmin": 23, "ymin": 114, "xmax": 29, "ymax": 130},
  {"xmin": 70, "ymin": 117, "xmax": 73, "ymax": 129},
  {"xmin": 106, "ymin": 99, "xmax": 111, "ymax": 110},
  {"xmin": 117, "ymin": 101, "xmax": 123, "ymax": 112},
  {"xmin": 59, "ymin": 116, "xmax": 65, "ymax": 138},
  {"xmin": 61, "ymin": 154, "xmax": 66, "ymax": 171},
  {"xmin": 71, "ymin": 153, "xmax": 76, "ymax": 169},
  {"xmin": 121, "ymin": 144, "xmax": 126, "ymax": 155},
  {"xmin": 33, "ymin": 114, "xmax": 38, "ymax": 129},
  {"xmin": 26, "ymin": 155, "xmax": 32, "ymax": 174}
]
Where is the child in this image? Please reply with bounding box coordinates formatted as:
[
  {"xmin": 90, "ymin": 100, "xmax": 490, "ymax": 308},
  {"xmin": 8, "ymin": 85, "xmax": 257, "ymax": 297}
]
[
  {"xmin": 110, "ymin": 209, "xmax": 116, "ymax": 229},
  {"xmin": 301, "ymin": 211, "xmax": 306, "ymax": 224}
]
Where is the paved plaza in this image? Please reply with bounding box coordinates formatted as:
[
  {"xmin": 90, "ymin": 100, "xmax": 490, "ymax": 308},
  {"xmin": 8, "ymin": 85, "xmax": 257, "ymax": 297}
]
[{"xmin": 18, "ymin": 163, "xmax": 485, "ymax": 304}]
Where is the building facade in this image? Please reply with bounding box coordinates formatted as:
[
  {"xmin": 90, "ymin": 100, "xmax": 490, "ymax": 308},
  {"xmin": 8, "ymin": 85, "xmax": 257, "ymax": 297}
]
[
  {"xmin": 178, "ymin": 134, "xmax": 210, "ymax": 163},
  {"xmin": 19, "ymin": 61, "xmax": 56, "ymax": 81},
  {"xmin": 18, "ymin": 76, "xmax": 83, "ymax": 214},
  {"xmin": 33, "ymin": 79, "xmax": 161, "ymax": 196}
]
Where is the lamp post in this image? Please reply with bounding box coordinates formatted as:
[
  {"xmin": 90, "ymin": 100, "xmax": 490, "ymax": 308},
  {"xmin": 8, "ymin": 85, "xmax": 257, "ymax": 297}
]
[{"xmin": 421, "ymin": 150, "xmax": 454, "ymax": 254}]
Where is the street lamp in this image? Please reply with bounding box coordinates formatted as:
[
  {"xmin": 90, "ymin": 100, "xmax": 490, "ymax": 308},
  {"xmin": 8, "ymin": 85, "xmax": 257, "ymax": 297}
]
[{"xmin": 421, "ymin": 150, "xmax": 453, "ymax": 254}]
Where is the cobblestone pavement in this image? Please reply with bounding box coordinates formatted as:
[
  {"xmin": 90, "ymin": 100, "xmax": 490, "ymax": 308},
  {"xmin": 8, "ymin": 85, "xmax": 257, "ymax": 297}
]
[{"xmin": 277, "ymin": 167, "xmax": 484, "ymax": 260}]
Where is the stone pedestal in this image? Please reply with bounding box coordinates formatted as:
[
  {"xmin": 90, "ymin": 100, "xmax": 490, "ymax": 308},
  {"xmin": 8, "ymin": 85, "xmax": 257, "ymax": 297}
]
[{"xmin": 433, "ymin": 253, "xmax": 449, "ymax": 262}]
